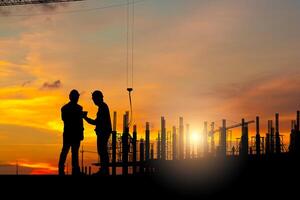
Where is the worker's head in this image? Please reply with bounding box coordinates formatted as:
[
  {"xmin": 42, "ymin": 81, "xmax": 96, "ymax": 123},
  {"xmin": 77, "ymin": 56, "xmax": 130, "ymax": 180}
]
[
  {"xmin": 69, "ymin": 89, "xmax": 80, "ymax": 103},
  {"xmin": 92, "ymin": 90, "xmax": 104, "ymax": 105}
]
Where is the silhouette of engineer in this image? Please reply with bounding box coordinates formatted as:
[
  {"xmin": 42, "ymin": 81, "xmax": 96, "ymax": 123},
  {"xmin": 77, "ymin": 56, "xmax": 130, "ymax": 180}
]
[
  {"xmin": 83, "ymin": 90, "xmax": 112, "ymax": 175},
  {"xmin": 58, "ymin": 89, "xmax": 84, "ymax": 175}
]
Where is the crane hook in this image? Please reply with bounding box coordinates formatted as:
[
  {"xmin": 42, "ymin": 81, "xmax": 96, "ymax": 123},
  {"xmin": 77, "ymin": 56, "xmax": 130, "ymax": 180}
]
[{"xmin": 127, "ymin": 88, "xmax": 133, "ymax": 127}]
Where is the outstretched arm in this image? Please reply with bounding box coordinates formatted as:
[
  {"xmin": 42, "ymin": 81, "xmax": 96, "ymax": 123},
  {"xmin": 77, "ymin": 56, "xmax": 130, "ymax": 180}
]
[{"xmin": 83, "ymin": 116, "xmax": 97, "ymax": 125}]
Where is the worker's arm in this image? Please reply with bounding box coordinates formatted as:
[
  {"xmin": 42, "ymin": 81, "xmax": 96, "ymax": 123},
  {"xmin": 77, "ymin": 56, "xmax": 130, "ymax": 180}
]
[
  {"xmin": 83, "ymin": 112, "xmax": 97, "ymax": 125},
  {"xmin": 84, "ymin": 118, "xmax": 96, "ymax": 125},
  {"xmin": 84, "ymin": 117, "xmax": 97, "ymax": 125}
]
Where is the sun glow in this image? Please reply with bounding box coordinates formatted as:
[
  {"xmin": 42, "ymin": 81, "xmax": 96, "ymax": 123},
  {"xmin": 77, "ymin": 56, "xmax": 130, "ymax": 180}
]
[{"xmin": 190, "ymin": 131, "xmax": 201, "ymax": 145}]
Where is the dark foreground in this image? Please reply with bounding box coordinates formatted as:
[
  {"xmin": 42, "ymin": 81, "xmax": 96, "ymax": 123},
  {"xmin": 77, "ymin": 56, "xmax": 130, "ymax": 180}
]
[{"xmin": 1, "ymin": 155, "xmax": 300, "ymax": 199}]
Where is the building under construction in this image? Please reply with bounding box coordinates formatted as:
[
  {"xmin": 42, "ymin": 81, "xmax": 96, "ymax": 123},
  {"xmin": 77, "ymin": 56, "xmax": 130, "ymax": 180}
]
[{"xmin": 78, "ymin": 110, "xmax": 300, "ymax": 176}]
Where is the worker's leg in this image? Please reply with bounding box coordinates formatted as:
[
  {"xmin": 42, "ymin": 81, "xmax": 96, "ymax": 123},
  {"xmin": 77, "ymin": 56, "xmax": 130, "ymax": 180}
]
[
  {"xmin": 96, "ymin": 136, "xmax": 102, "ymax": 173},
  {"xmin": 97, "ymin": 135, "xmax": 101, "ymax": 169},
  {"xmin": 99, "ymin": 134, "xmax": 110, "ymax": 174},
  {"xmin": 58, "ymin": 143, "xmax": 71, "ymax": 175},
  {"xmin": 71, "ymin": 141, "xmax": 81, "ymax": 175}
]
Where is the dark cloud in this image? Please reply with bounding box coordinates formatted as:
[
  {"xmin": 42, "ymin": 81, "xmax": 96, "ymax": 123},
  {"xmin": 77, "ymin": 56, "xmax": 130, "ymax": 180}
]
[
  {"xmin": 41, "ymin": 80, "xmax": 62, "ymax": 89},
  {"xmin": 0, "ymin": 1, "xmax": 69, "ymax": 16},
  {"xmin": 21, "ymin": 80, "xmax": 32, "ymax": 87}
]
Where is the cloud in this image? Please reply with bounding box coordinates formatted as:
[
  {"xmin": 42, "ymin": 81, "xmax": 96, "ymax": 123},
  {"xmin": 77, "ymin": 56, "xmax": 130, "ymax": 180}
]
[
  {"xmin": 0, "ymin": 161, "xmax": 57, "ymax": 175},
  {"xmin": 17, "ymin": 161, "xmax": 57, "ymax": 174},
  {"xmin": 204, "ymin": 71, "xmax": 300, "ymax": 119},
  {"xmin": 0, "ymin": 61, "xmax": 36, "ymax": 87},
  {"xmin": 21, "ymin": 80, "xmax": 32, "ymax": 87},
  {"xmin": 41, "ymin": 80, "xmax": 62, "ymax": 89},
  {"xmin": 0, "ymin": 1, "xmax": 70, "ymax": 16},
  {"xmin": 0, "ymin": 7, "xmax": 11, "ymax": 16},
  {"xmin": 0, "ymin": 164, "xmax": 32, "ymax": 175}
]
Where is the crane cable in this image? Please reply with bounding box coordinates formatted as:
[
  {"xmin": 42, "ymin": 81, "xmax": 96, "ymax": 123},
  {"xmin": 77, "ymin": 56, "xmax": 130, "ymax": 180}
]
[{"xmin": 126, "ymin": 0, "xmax": 134, "ymax": 128}]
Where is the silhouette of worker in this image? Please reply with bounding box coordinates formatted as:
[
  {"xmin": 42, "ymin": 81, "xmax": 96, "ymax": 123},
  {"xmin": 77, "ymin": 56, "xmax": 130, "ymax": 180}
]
[
  {"xmin": 83, "ymin": 90, "xmax": 112, "ymax": 175},
  {"xmin": 58, "ymin": 89, "xmax": 84, "ymax": 175}
]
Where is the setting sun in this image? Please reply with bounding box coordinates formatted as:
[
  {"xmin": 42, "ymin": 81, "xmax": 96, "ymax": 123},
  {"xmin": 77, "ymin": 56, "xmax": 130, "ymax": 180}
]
[{"xmin": 190, "ymin": 131, "xmax": 201, "ymax": 145}]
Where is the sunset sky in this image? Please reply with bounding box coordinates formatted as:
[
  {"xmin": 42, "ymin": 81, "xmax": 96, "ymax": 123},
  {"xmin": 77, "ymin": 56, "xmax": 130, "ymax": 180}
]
[{"xmin": 1, "ymin": 0, "xmax": 300, "ymax": 174}]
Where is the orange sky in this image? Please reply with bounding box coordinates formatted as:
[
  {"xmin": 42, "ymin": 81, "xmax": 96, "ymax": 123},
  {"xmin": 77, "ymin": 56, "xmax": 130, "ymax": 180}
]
[{"xmin": 1, "ymin": 0, "xmax": 300, "ymax": 174}]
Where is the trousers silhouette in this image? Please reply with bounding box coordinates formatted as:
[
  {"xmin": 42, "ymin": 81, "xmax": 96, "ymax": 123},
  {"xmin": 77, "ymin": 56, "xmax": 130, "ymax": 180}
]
[
  {"xmin": 97, "ymin": 134, "xmax": 110, "ymax": 173},
  {"xmin": 59, "ymin": 142, "xmax": 81, "ymax": 175}
]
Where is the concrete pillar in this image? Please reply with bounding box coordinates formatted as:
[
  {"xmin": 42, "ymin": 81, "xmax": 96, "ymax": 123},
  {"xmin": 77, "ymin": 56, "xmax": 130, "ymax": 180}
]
[
  {"xmin": 161, "ymin": 117, "xmax": 166, "ymax": 160},
  {"xmin": 256, "ymin": 116, "xmax": 261, "ymax": 156},
  {"xmin": 186, "ymin": 124, "xmax": 190, "ymax": 159},
  {"xmin": 203, "ymin": 121, "xmax": 208, "ymax": 157},
  {"xmin": 145, "ymin": 122, "xmax": 150, "ymax": 161},
  {"xmin": 157, "ymin": 132, "xmax": 161, "ymax": 160},
  {"xmin": 296, "ymin": 111, "xmax": 300, "ymax": 154},
  {"xmin": 275, "ymin": 113, "xmax": 281, "ymax": 154},
  {"xmin": 297, "ymin": 111, "xmax": 300, "ymax": 132},
  {"xmin": 241, "ymin": 119, "xmax": 248, "ymax": 157},
  {"xmin": 150, "ymin": 144, "xmax": 154, "ymax": 160},
  {"xmin": 179, "ymin": 117, "xmax": 184, "ymax": 160},
  {"xmin": 122, "ymin": 112, "xmax": 129, "ymax": 176},
  {"xmin": 132, "ymin": 125, "xmax": 137, "ymax": 174},
  {"xmin": 172, "ymin": 126, "xmax": 177, "ymax": 160},
  {"xmin": 270, "ymin": 120, "xmax": 274, "ymax": 154},
  {"xmin": 112, "ymin": 111, "xmax": 117, "ymax": 176},
  {"xmin": 219, "ymin": 119, "xmax": 226, "ymax": 157},
  {"xmin": 140, "ymin": 139, "xmax": 145, "ymax": 174},
  {"xmin": 210, "ymin": 122, "xmax": 215, "ymax": 155}
]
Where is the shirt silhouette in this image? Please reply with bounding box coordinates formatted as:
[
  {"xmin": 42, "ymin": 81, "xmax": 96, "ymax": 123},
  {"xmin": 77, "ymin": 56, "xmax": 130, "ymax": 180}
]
[
  {"xmin": 85, "ymin": 102, "xmax": 112, "ymax": 135},
  {"xmin": 58, "ymin": 89, "xmax": 84, "ymax": 175}
]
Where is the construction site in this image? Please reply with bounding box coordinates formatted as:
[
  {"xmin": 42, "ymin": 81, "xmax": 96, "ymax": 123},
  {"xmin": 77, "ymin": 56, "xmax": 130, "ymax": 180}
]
[
  {"xmin": 73, "ymin": 110, "xmax": 298, "ymax": 175},
  {"xmin": 3, "ymin": 110, "xmax": 300, "ymax": 198},
  {"xmin": 1, "ymin": 0, "xmax": 300, "ymax": 199}
]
